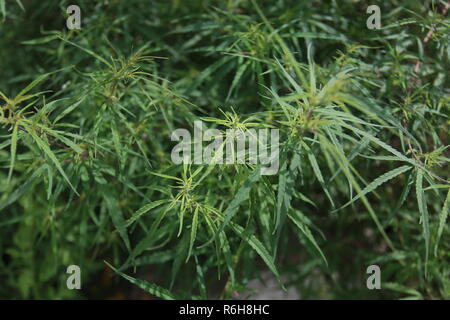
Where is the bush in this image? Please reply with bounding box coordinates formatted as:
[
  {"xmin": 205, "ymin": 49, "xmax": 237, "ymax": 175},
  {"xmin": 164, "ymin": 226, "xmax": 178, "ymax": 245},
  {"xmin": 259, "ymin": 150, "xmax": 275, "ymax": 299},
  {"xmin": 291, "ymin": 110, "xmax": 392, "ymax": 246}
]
[{"xmin": 0, "ymin": 0, "xmax": 449, "ymax": 299}]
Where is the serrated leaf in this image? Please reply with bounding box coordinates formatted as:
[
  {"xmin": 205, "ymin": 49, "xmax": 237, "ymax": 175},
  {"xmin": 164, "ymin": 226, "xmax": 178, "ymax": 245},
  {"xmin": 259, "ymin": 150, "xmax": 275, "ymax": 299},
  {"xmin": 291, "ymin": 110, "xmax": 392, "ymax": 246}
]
[
  {"xmin": 415, "ymin": 169, "xmax": 429, "ymax": 273},
  {"xmin": 303, "ymin": 142, "xmax": 334, "ymax": 207},
  {"xmin": 229, "ymin": 221, "xmax": 280, "ymax": 280},
  {"xmin": 17, "ymin": 72, "xmax": 53, "ymax": 99},
  {"xmin": 340, "ymin": 165, "xmax": 412, "ymax": 210},
  {"xmin": 102, "ymin": 190, "xmax": 131, "ymax": 251},
  {"xmin": 124, "ymin": 199, "xmax": 169, "ymax": 227},
  {"xmin": 58, "ymin": 37, "xmax": 113, "ymax": 68},
  {"xmin": 434, "ymin": 188, "xmax": 450, "ymax": 256},
  {"xmin": 226, "ymin": 60, "xmax": 250, "ymax": 101},
  {"xmin": 201, "ymin": 166, "xmax": 261, "ymax": 248},
  {"xmin": 186, "ymin": 205, "xmax": 199, "ymax": 262},
  {"xmin": 106, "ymin": 262, "xmax": 177, "ymax": 300},
  {"xmin": 26, "ymin": 127, "xmax": 77, "ymax": 194},
  {"xmin": 288, "ymin": 211, "xmax": 327, "ymax": 266},
  {"xmin": 7, "ymin": 123, "xmax": 19, "ymax": 183}
]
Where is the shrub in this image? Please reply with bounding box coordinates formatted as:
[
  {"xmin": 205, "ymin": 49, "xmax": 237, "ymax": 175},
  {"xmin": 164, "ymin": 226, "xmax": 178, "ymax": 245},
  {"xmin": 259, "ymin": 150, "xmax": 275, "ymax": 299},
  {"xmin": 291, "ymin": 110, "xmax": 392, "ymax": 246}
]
[{"xmin": 0, "ymin": 0, "xmax": 449, "ymax": 299}]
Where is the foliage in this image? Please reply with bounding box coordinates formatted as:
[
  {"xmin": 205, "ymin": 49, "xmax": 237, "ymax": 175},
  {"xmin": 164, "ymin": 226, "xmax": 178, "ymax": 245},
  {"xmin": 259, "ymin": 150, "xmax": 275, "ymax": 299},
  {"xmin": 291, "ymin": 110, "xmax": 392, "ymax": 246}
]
[{"xmin": 0, "ymin": 0, "xmax": 449, "ymax": 299}]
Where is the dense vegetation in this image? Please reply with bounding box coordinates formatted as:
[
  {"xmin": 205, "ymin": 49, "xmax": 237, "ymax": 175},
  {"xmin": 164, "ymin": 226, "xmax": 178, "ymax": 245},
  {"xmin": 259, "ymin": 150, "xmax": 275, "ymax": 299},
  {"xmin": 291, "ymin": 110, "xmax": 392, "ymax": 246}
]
[{"xmin": 0, "ymin": 0, "xmax": 449, "ymax": 299}]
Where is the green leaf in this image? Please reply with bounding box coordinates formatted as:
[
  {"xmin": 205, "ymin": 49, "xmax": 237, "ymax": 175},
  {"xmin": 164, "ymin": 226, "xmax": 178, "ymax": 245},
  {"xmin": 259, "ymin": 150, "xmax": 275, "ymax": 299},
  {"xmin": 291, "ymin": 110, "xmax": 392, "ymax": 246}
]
[
  {"xmin": 321, "ymin": 136, "xmax": 396, "ymax": 251},
  {"xmin": 274, "ymin": 147, "xmax": 301, "ymax": 254},
  {"xmin": 26, "ymin": 127, "xmax": 77, "ymax": 194},
  {"xmin": 288, "ymin": 211, "xmax": 327, "ymax": 266},
  {"xmin": 187, "ymin": 56, "xmax": 232, "ymax": 92},
  {"xmin": 102, "ymin": 190, "xmax": 131, "ymax": 251},
  {"xmin": 0, "ymin": 166, "xmax": 45, "ymax": 212},
  {"xmin": 124, "ymin": 199, "xmax": 169, "ymax": 227},
  {"xmin": 306, "ymin": 146, "xmax": 335, "ymax": 207},
  {"xmin": 58, "ymin": 37, "xmax": 113, "ymax": 68},
  {"xmin": 15, "ymin": 0, "xmax": 24, "ymax": 11},
  {"xmin": 111, "ymin": 120, "xmax": 123, "ymax": 168},
  {"xmin": 340, "ymin": 165, "xmax": 412, "ymax": 210},
  {"xmin": 229, "ymin": 222, "xmax": 280, "ymax": 280},
  {"xmin": 53, "ymin": 97, "xmax": 85, "ymax": 124},
  {"xmin": 21, "ymin": 35, "xmax": 59, "ymax": 45},
  {"xmin": 341, "ymin": 124, "xmax": 416, "ymax": 166},
  {"xmin": 434, "ymin": 188, "xmax": 450, "ymax": 256},
  {"xmin": 201, "ymin": 166, "xmax": 261, "ymax": 248},
  {"xmin": 226, "ymin": 60, "xmax": 250, "ymax": 101},
  {"xmin": 186, "ymin": 205, "xmax": 199, "ymax": 262},
  {"xmin": 106, "ymin": 262, "xmax": 177, "ymax": 300},
  {"xmin": 275, "ymin": 153, "xmax": 289, "ymax": 231},
  {"xmin": 130, "ymin": 202, "xmax": 176, "ymax": 260},
  {"xmin": 194, "ymin": 256, "xmax": 207, "ymax": 299},
  {"xmin": 383, "ymin": 282, "xmax": 423, "ymax": 299},
  {"xmin": 415, "ymin": 169, "xmax": 429, "ymax": 273},
  {"xmin": 7, "ymin": 123, "xmax": 19, "ymax": 183},
  {"xmin": 17, "ymin": 72, "xmax": 53, "ymax": 99},
  {"xmin": 0, "ymin": 0, "xmax": 5, "ymax": 21}
]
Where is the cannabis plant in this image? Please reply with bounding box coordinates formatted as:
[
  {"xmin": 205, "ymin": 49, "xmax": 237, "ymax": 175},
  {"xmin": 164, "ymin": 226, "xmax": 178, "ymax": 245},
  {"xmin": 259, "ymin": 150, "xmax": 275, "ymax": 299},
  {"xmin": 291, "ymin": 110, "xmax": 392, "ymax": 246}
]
[{"xmin": 0, "ymin": 0, "xmax": 449, "ymax": 299}]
